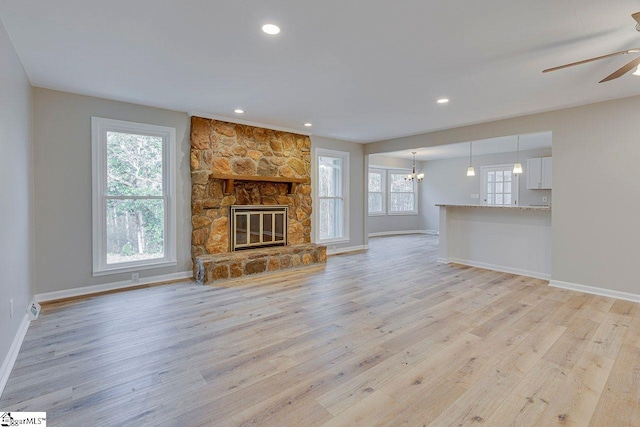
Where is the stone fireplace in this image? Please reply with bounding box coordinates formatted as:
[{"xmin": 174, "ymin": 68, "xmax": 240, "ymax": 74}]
[{"xmin": 190, "ymin": 116, "xmax": 326, "ymax": 284}]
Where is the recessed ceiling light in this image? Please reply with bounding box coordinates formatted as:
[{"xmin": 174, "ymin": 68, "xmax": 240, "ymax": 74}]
[
  {"xmin": 262, "ymin": 24, "xmax": 280, "ymax": 35},
  {"xmin": 234, "ymin": 109, "xmax": 245, "ymax": 114},
  {"xmin": 437, "ymin": 98, "xmax": 450, "ymax": 104},
  {"xmin": 304, "ymin": 123, "xmax": 312, "ymax": 127}
]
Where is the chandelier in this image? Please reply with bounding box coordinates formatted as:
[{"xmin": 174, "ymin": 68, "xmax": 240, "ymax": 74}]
[{"xmin": 405, "ymin": 152, "xmax": 424, "ymax": 183}]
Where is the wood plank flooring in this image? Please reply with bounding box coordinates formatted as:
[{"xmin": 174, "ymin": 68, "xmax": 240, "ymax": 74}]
[{"xmin": 2, "ymin": 235, "xmax": 640, "ymax": 426}]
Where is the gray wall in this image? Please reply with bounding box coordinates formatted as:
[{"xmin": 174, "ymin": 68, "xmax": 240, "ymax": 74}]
[
  {"xmin": 369, "ymin": 154, "xmax": 416, "ymax": 170},
  {"xmin": 30, "ymin": 93, "xmax": 368, "ymax": 294},
  {"xmin": 368, "ymin": 154, "xmax": 423, "ymax": 234},
  {"xmin": 0, "ymin": 22, "xmax": 34, "ymax": 373},
  {"xmin": 422, "ymin": 148, "xmax": 552, "ymax": 232},
  {"xmin": 365, "ymin": 95, "xmax": 640, "ymax": 295},
  {"xmin": 32, "ymin": 88, "xmax": 192, "ymax": 294},
  {"xmin": 311, "ymin": 136, "xmax": 366, "ymax": 251}
]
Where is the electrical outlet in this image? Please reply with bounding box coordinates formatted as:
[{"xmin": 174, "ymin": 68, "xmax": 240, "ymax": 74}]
[
  {"xmin": 28, "ymin": 301, "xmax": 41, "ymax": 320},
  {"xmin": 132, "ymin": 273, "xmax": 140, "ymax": 283},
  {"xmin": 10, "ymin": 299, "xmax": 14, "ymax": 319},
  {"xmin": 542, "ymin": 196, "xmax": 548, "ymax": 203}
]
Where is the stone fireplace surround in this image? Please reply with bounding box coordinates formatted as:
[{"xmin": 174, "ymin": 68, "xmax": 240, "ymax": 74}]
[{"xmin": 190, "ymin": 116, "xmax": 326, "ymax": 284}]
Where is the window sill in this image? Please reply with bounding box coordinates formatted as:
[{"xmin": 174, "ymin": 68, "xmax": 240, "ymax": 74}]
[
  {"xmin": 388, "ymin": 212, "xmax": 418, "ymax": 216},
  {"xmin": 93, "ymin": 259, "xmax": 177, "ymax": 277},
  {"xmin": 317, "ymin": 237, "xmax": 351, "ymax": 245}
]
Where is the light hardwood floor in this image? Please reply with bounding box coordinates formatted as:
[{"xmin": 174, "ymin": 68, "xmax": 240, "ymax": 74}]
[{"xmin": 2, "ymin": 235, "xmax": 640, "ymax": 426}]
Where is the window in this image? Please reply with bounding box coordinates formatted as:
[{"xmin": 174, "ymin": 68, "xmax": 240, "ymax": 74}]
[
  {"xmin": 315, "ymin": 148, "xmax": 349, "ymax": 243},
  {"xmin": 92, "ymin": 117, "xmax": 176, "ymax": 275},
  {"xmin": 481, "ymin": 165, "xmax": 519, "ymax": 206},
  {"xmin": 368, "ymin": 168, "xmax": 386, "ymax": 215},
  {"xmin": 389, "ymin": 170, "xmax": 417, "ymax": 214}
]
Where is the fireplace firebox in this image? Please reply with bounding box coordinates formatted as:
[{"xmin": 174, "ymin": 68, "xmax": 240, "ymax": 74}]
[{"xmin": 230, "ymin": 205, "xmax": 288, "ymax": 251}]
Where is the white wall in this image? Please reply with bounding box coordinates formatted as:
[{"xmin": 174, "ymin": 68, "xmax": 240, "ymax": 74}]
[
  {"xmin": 32, "ymin": 88, "xmax": 192, "ymax": 294},
  {"xmin": 311, "ymin": 136, "xmax": 366, "ymax": 252},
  {"xmin": 365, "ymin": 95, "xmax": 640, "ymax": 296},
  {"xmin": 367, "ymin": 154, "xmax": 423, "ymax": 234},
  {"xmin": 422, "ymin": 148, "xmax": 552, "ymax": 232},
  {"xmin": 0, "ymin": 21, "xmax": 33, "ymax": 381}
]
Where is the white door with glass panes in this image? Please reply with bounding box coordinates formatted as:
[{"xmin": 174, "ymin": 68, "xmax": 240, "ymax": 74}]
[{"xmin": 481, "ymin": 165, "xmax": 519, "ymax": 206}]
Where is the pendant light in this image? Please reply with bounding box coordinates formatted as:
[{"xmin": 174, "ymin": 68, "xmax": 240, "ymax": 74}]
[
  {"xmin": 466, "ymin": 141, "xmax": 476, "ymax": 176},
  {"xmin": 405, "ymin": 152, "xmax": 424, "ymax": 183},
  {"xmin": 513, "ymin": 136, "xmax": 523, "ymax": 174}
]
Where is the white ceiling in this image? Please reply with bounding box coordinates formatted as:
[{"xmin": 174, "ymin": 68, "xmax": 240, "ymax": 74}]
[
  {"xmin": 379, "ymin": 132, "xmax": 552, "ymax": 161},
  {"xmin": 1, "ymin": 1, "xmax": 640, "ymax": 143}
]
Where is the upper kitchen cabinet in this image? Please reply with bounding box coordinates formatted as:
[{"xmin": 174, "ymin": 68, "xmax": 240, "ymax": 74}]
[{"xmin": 526, "ymin": 157, "xmax": 552, "ymax": 190}]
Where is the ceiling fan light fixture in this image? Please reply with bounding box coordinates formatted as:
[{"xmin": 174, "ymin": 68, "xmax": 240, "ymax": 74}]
[{"xmin": 633, "ymin": 65, "xmax": 640, "ymax": 76}]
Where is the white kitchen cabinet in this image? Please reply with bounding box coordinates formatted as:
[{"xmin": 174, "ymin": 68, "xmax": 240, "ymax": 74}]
[{"xmin": 526, "ymin": 157, "xmax": 552, "ymax": 190}]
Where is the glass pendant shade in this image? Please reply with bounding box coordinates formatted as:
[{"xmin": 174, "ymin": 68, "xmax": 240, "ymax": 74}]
[
  {"xmin": 513, "ymin": 136, "xmax": 523, "ymax": 174},
  {"xmin": 467, "ymin": 141, "xmax": 475, "ymax": 177},
  {"xmin": 513, "ymin": 163, "xmax": 523, "ymax": 174}
]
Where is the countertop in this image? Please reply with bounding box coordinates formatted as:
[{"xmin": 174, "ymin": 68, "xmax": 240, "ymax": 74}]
[{"xmin": 436, "ymin": 204, "xmax": 551, "ymax": 211}]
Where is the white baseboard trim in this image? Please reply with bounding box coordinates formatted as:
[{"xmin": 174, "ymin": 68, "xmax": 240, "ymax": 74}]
[
  {"xmin": 368, "ymin": 230, "xmax": 428, "ymax": 237},
  {"xmin": 442, "ymin": 258, "xmax": 550, "ymax": 281},
  {"xmin": 425, "ymin": 230, "xmax": 439, "ymax": 236},
  {"xmin": 327, "ymin": 245, "xmax": 369, "ymax": 256},
  {"xmin": 0, "ymin": 313, "xmax": 30, "ymax": 399},
  {"xmin": 549, "ymin": 280, "xmax": 640, "ymax": 303},
  {"xmin": 35, "ymin": 271, "xmax": 194, "ymax": 303}
]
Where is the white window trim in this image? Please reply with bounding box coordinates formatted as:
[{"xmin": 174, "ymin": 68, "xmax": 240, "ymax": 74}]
[
  {"xmin": 313, "ymin": 147, "xmax": 350, "ymax": 244},
  {"xmin": 480, "ymin": 164, "xmax": 520, "ymax": 206},
  {"xmin": 91, "ymin": 117, "xmax": 177, "ymax": 276},
  {"xmin": 388, "ymin": 168, "xmax": 419, "ymax": 215},
  {"xmin": 367, "ymin": 167, "xmax": 386, "ymax": 216}
]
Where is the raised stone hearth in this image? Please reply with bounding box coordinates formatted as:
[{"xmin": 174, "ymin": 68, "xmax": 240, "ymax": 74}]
[
  {"xmin": 194, "ymin": 243, "xmax": 326, "ymax": 285},
  {"xmin": 190, "ymin": 116, "xmax": 325, "ymax": 284}
]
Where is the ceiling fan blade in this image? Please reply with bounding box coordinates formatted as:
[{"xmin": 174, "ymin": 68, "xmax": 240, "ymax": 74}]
[
  {"xmin": 633, "ymin": 11, "xmax": 640, "ymax": 24},
  {"xmin": 543, "ymin": 49, "xmax": 640, "ymax": 73},
  {"xmin": 599, "ymin": 55, "xmax": 640, "ymax": 83}
]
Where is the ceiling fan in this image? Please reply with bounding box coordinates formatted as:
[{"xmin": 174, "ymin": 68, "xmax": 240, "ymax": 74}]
[{"xmin": 543, "ymin": 12, "xmax": 640, "ymax": 83}]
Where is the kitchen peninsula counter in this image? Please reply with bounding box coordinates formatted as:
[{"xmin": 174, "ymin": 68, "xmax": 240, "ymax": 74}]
[
  {"xmin": 437, "ymin": 204, "xmax": 551, "ymax": 280},
  {"xmin": 436, "ymin": 204, "xmax": 550, "ymax": 210}
]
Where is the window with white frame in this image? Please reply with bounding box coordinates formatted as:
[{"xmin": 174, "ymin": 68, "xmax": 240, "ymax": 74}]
[
  {"xmin": 92, "ymin": 117, "xmax": 176, "ymax": 276},
  {"xmin": 368, "ymin": 168, "xmax": 386, "ymax": 215},
  {"xmin": 316, "ymin": 149, "xmax": 349, "ymax": 242},
  {"xmin": 481, "ymin": 165, "xmax": 519, "ymax": 206},
  {"xmin": 389, "ymin": 170, "xmax": 417, "ymax": 214}
]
